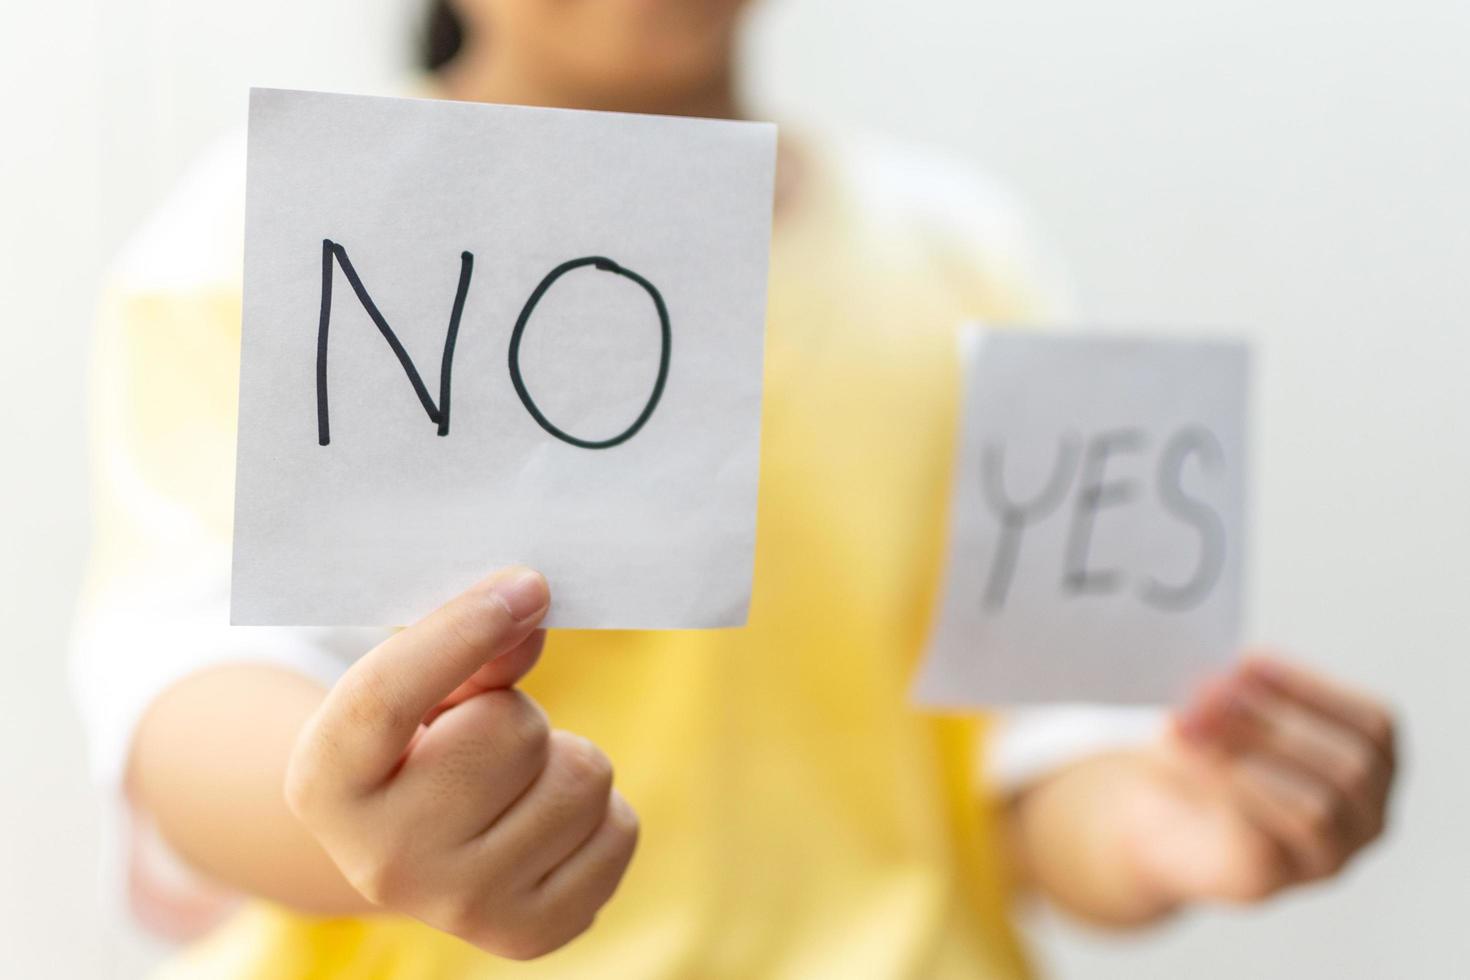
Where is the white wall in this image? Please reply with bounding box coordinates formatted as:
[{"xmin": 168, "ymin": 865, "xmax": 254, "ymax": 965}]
[
  {"xmin": 1, "ymin": 4, "xmax": 111, "ymax": 975},
  {"xmin": 3, "ymin": 1, "xmax": 1465, "ymax": 976}
]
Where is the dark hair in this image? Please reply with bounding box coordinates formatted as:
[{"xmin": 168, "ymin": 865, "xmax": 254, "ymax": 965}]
[{"xmin": 422, "ymin": 0, "xmax": 465, "ymax": 72}]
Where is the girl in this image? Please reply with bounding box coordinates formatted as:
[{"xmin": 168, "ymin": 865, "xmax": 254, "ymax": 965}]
[{"xmin": 75, "ymin": 1, "xmax": 1396, "ymax": 976}]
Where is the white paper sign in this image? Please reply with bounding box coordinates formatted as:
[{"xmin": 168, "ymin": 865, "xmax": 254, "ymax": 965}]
[
  {"xmin": 913, "ymin": 327, "xmax": 1249, "ymax": 706},
  {"xmin": 231, "ymin": 89, "xmax": 776, "ymax": 627}
]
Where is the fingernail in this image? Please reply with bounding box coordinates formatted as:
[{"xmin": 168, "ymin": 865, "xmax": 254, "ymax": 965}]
[{"xmin": 491, "ymin": 568, "xmax": 549, "ymax": 622}]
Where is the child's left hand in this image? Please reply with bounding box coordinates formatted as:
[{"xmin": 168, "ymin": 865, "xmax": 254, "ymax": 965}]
[
  {"xmin": 1129, "ymin": 655, "xmax": 1397, "ymax": 905},
  {"xmin": 1009, "ymin": 654, "xmax": 1397, "ymax": 923}
]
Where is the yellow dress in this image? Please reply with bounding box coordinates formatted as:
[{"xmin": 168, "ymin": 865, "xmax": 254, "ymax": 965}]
[{"xmin": 81, "ymin": 129, "xmax": 1059, "ymax": 979}]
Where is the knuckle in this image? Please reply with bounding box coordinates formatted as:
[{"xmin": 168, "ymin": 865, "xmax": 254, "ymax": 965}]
[
  {"xmin": 440, "ymin": 593, "xmax": 513, "ymax": 658},
  {"xmin": 438, "ymin": 891, "xmax": 489, "ymax": 940},
  {"xmin": 486, "ymin": 937, "xmax": 538, "ymax": 962},
  {"xmin": 1363, "ymin": 706, "xmax": 1396, "ymax": 755},
  {"xmin": 346, "ymin": 829, "xmax": 436, "ymax": 910},
  {"xmin": 514, "ymin": 697, "xmax": 553, "ymax": 756},
  {"xmin": 490, "ymin": 923, "xmax": 579, "ymax": 962},
  {"xmin": 527, "ymin": 736, "xmax": 613, "ymax": 832},
  {"xmin": 282, "ymin": 754, "xmax": 320, "ymax": 819},
  {"xmin": 341, "ymin": 664, "xmax": 411, "ymax": 736},
  {"xmin": 283, "ymin": 722, "xmax": 343, "ymax": 820},
  {"xmin": 487, "ymin": 690, "xmax": 551, "ymax": 763},
  {"xmin": 1334, "ymin": 743, "xmax": 1376, "ymax": 795},
  {"xmin": 609, "ymin": 802, "xmax": 641, "ymax": 855},
  {"xmin": 557, "ymin": 734, "xmax": 614, "ymax": 797},
  {"xmin": 349, "ymin": 852, "xmax": 413, "ymax": 909},
  {"xmin": 1298, "ymin": 792, "xmax": 1337, "ymax": 838}
]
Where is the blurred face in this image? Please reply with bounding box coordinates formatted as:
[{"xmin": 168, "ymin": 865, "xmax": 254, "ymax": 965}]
[{"xmin": 455, "ymin": 0, "xmax": 751, "ymax": 104}]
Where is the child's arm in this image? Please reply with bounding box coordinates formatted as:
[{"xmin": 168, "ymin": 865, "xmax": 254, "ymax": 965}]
[
  {"xmin": 132, "ymin": 662, "xmax": 373, "ymax": 915},
  {"xmin": 1004, "ymin": 656, "xmax": 1396, "ymax": 926},
  {"xmin": 130, "ymin": 567, "xmax": 639, "ymax": 960}
]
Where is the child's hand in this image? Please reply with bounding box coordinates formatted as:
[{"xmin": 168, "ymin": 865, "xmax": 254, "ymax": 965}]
[
  {"xmin": 285, "ymin": 567, "xmax": 638, "ymax": 960},
  {"xmin": 1133, "ymin": 655, "xmax": 1396, "ymax": 904},
  {"xmin": 1008, "ymin": 653, "xmax": 1396, "ymax": 926}
]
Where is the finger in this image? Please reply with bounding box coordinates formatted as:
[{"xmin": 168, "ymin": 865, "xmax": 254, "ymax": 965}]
[
  {"xmin": 480, "ymin": 732, "xmax": 614, "ymax": 882},
  {"xmin": 307, "ymin": 567, "xmax": 550, "ymax": 795},
  {"xmin": 1228, "ymin": 752, "xmax": 1354, "ymax": 882},
  {"xmin": 1225, "ymin": 679, "xmax": 1390, "ymax": 839},
  {"xmin": 1174, "ymin": 674, "xmax": 1236, "ymax": 746},
  {"xmin": 428, "ymin": 629, "xmax": 547, "ymax": 725},
  {"xmin": 391, "ymin": 689, "xmax": 552, "ymax": 844},
  {"xmin": 534, "ymin": 790, "xmax": 639, "ymax": 927},
  {"xmin": 1242, "ymin": 655, "xmax": 1395, "ymax": 763}
]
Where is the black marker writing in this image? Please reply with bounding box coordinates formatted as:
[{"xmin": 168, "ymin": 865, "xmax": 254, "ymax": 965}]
[
  {"xmin": 508, "ymin": 257, "xmax": 672, "ymax": 450},
  {"xmin": 316, "ymin": 240, "xmax": 473, "ymax": 446},
  {"xmin": 314, "ymin": 243, "xmax": 669, "ymax": 450},
  {"xmin": 1064, "ymin": 428, "xmax": 1146, "ymax": 596},
  {"xmin": 980, "ymin": 435, "xmax": 1080, "ymax": 609},
  {"xmin": 1140, "ymin": 426, "xmax": 1227, "ymax": 611}
]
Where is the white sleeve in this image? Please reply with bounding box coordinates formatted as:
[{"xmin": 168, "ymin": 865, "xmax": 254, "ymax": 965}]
[
  {"xmin": 68, "ymin": 555, "xmax": 385, "ymax": 794},
  {"xmin": 68, "ymin": 542, "xmax": 388, "ymax": 937},
  {"xmin": 984, "ymin": 705, "xmax": 1168, "ymax": 794}
]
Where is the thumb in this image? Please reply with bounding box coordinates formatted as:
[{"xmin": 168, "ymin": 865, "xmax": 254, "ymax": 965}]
[
  {"xmin": 304, "ymin": 566, "xmax": 550, "ymax": 795},
  {"xmin": 429, "ymin": 628, "xmax": 548, "ymax": 723}
]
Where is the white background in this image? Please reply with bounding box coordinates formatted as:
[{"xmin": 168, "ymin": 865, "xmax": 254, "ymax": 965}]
[{"xmin": 2, "ymin": 1, "xmax": 1465, "ymax": 976}]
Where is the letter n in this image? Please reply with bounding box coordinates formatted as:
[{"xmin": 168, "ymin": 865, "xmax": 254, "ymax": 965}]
[{"xmin": 315, "ymin": 240, "xmax": 474, "ymax": 446}]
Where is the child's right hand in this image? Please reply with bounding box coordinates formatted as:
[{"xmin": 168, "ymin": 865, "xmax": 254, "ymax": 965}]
[{"xmin": 285, "ymin": 567, "xmax": 638, "ymax": 960}]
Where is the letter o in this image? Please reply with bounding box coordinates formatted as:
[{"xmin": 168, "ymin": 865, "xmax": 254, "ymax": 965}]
[{"xmin": 507, "ymin": 256, "xmax": 672, "ymax": 450}]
